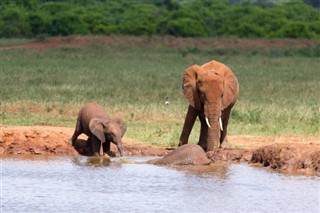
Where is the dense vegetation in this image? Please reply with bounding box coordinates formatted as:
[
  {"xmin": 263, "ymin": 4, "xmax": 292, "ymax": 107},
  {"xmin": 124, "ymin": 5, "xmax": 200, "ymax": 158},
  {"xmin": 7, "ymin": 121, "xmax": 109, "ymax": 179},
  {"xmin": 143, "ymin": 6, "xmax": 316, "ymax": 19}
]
[{"xmin": 1, "ymin": 0, "xmax": 319, "ymax": 39}]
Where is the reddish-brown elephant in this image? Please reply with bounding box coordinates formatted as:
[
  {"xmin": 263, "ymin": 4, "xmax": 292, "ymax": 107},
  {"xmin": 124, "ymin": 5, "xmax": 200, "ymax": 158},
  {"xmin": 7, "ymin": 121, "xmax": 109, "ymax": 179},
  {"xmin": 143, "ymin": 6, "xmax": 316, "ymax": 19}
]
[
  {"xmin": 179, "ymin": 60, "xmax": 239, "ymax": 151},
  {"xmin": 70, "ymin": 102, "xmax": 126, "ymax": 157}
]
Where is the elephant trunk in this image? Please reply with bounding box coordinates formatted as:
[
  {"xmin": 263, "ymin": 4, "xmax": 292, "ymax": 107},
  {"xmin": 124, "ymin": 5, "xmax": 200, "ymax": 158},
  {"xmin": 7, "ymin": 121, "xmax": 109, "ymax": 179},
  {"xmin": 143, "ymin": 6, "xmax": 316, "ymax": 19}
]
[
  {"xmin": 207, "ymin": 118, "xmax": 221, "ymax": 151},
  {"xmin": 115, "ymin": 137, "xmax": 125, "ymax": 157},
  {"xmin": 118, "ymin": 146, "xmax": 125, "ymax": 157},
  {"xmin": 205, "ymin": 104, "xmax": 222, "ymax": 151}
]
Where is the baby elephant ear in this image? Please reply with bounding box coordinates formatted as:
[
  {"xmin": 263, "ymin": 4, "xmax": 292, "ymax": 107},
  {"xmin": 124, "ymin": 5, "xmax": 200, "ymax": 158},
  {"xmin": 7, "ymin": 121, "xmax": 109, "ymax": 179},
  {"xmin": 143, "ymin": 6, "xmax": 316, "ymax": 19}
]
[
  {"xmin": 113, "ymin": 118, "xmax": 126, "ymax": 137},
  {"xmin": 89, "ymin": 118, "xmax": 106, "ymax": 143}
]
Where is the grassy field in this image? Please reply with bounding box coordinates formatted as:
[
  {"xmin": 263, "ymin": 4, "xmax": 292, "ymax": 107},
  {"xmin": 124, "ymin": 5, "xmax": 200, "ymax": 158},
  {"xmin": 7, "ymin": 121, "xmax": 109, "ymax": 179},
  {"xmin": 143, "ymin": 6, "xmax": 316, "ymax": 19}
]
[{"xmin": 1, "ymin": 37, "xmax": 319, "ymax": 147}]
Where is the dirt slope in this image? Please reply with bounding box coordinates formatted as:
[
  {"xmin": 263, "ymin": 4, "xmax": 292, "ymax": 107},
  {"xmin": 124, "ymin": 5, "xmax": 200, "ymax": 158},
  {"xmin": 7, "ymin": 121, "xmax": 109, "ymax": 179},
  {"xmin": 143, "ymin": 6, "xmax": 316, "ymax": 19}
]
[
  {"xmin": 1, "ymin": 126, "xmax": 319, "ymax": 176},
  {"xmin": 0, "ymin": 126, "xmax": 169, "ymax": 157}
]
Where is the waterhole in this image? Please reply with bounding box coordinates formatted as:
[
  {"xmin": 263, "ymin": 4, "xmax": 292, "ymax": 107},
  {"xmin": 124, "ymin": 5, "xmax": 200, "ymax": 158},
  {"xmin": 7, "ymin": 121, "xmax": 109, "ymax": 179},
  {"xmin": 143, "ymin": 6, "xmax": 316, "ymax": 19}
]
[{"xmin": 2, "ymin": 156, "xmax": 319, "ymax": 212}]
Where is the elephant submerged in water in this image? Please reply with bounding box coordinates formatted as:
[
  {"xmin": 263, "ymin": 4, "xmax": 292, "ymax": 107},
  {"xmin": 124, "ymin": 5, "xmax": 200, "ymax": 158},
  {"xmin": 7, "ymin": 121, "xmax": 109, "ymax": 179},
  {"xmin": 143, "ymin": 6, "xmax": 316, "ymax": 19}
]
[
  {"xmin": 147, "ymin": 144, "xmax": 212, "ymax": 166},
  {"xmin": 179, "ymin": 60, "xmax": 239, "ymax": 151},
  {"xmin": 74, "ymin": 144, "xmax": 212, "ymax": 168},
  {"xmin": 70, "ymin": 102, "xmax": 126, "ymax": 157}
]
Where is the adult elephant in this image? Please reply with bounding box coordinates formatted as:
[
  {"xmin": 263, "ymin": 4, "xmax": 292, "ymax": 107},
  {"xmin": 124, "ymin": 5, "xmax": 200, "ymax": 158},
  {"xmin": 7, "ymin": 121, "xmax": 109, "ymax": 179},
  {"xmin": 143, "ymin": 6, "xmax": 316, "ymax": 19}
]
[
  {"xmin": 179, "ymin": 60, "xmax": 239, "ymax": 151},
  {"xmin": 70, "ymin": 102, "xmax": 126, "ymax": 157},
  {"xmin": 147, "ymin": 144, "xmax": 211, "ymax": 166}
]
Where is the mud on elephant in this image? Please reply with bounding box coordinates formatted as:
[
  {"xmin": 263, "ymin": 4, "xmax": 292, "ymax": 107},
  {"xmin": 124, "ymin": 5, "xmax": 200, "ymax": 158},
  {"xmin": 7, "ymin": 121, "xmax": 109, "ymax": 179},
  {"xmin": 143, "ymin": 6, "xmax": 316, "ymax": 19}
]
[
  {"xmin": 147, "ymin": 144, "xmax": 212, "ymax": 166},
  {"xmin": 70, "ymin": 102, "xmax": 126, "ymax": 157},
  {"xmin": 179, "ymin": 60, "xmax": 239, "ymax": 151}
]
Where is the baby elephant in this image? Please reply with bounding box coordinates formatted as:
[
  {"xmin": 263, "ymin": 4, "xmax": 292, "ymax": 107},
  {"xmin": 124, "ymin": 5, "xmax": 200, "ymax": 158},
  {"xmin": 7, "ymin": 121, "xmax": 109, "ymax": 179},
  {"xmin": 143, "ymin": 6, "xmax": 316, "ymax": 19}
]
[{"xmin": 70, "ymin": 102, "xmax": 126, "ymax": 157}]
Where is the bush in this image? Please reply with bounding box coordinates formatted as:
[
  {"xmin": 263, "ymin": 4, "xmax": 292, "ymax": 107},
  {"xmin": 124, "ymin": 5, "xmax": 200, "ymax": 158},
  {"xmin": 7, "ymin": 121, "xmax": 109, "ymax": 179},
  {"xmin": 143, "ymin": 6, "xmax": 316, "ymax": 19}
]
[
  {"xmin": 38, "ymin": 2, "xmax": 74, "ymax": 15},
  {"xmin": 0, "ymin": 0, "xmax": 319, "ymax": 38},
  {"xmin": 28, "ymin": 12, "xmax": 48, "ymax": 37},
  {"xmin": 47, "ymin": 12, "xmax": 88, "ymax": 36},
  {"xmin": 115, "ymin": 4, "xmax": 158, "ymax": 36},
  {"xmin": 274, "ymin": 22, "xmax": 315, "ymax": 38},
  {"xmin": 165, "ymin": 18, "xmax": 207, "ymax": 37},
  {"xmin": 0, "ymin": 7, "xmax": 30, "ymax": 37},
  {"xmin": 308, "ymin": 21, "xmax": 320, "ymax": 38},
  {"xmin": 237, "ymin": 23, "xmax": 264, "ymax": 38}
]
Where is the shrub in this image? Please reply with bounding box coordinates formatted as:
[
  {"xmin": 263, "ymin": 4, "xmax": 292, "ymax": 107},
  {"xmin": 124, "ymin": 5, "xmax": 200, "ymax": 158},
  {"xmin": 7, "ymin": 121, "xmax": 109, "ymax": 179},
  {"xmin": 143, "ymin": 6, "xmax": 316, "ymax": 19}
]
[
  {"xmin": 115, "ymin": 4, "xmax": 158, "ymax": 36},
  {"xmin": 38, "ymin": 2, "xmax": 74, "ymax": 16},
  {"xmin": 157, "ymin": 1, "xmax": 210, "ymax": 37},
  {"xmin": 27, "ymin": 12, "xmax": 48, "ymax": 37},
  {"xmin": 274, "ymin": 22, "xmax": 315, "ymax": 38},
  {"xmin": 47, "ymin": 12, "xmax": 88, "ymax": 36},
  {"xmin": 0, "ymin": 7, "xmax": 30, "ymax": 37},
  {"xmin": 0, "ymin": 0, "xmax": 319, "ymax": 38},
  {"xmin": 237, "ymin": 23, "xmax": 264, "ymax": 38},
  {"xmin": 164, "ymin": 18, "xmax": 207, "ymax": 37},
  {"xmin": 308, "ymin": 21, "xmax": 320, "ymax": 38}
]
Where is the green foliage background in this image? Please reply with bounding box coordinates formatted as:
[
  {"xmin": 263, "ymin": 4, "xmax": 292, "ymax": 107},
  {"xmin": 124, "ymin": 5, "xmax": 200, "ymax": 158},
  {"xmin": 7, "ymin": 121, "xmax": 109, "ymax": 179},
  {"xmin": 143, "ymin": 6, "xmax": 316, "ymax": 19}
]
[{"xmin": 1, "ymin": 0, "xmax": 319, "ymax": 38}]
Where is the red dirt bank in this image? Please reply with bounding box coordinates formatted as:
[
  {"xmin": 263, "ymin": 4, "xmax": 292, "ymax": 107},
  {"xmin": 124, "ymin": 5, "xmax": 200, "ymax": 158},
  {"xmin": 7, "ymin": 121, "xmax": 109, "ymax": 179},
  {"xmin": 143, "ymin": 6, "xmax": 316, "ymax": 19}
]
[
  {"xmin": 1, "ymin": 36, "xmax": 319, "ymax": 51},
  {"xmin": 1, "ymin": 126, "xmax": 319, "ymax": 176},
  {"xmin": 0, "ymin": 126, "xmax": 169, "ymax": 157}
]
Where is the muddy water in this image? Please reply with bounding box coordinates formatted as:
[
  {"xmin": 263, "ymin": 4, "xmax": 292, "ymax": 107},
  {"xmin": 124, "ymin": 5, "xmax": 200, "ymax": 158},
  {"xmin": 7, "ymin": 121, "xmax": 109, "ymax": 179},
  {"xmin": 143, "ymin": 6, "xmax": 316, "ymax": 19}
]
[{"xmin": 2, "ymin": 156, "xmax": 319, "ymax": 212}]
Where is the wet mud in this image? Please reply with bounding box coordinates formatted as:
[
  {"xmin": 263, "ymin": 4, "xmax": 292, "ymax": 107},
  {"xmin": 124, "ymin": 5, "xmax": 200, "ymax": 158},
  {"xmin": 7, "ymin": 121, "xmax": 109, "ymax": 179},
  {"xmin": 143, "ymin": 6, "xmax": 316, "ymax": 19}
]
[{"xmin": 1, "ymin": 126, "xmax": 319, "ymax": 176}]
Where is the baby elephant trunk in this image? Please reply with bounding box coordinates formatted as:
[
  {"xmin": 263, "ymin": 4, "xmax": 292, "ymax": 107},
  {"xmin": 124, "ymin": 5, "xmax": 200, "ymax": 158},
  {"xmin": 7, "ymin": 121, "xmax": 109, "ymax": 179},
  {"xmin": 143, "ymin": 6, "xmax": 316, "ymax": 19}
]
[
  {"xmin": 98, "ymin": 141, "xmax": 124, "ymax": 157},
  {"xmin": 115, "ymin": 137, "xmax": 125, "ymax": 157},
  {"xmin": 118, "ymin": 146, "xmax": 125, "ymax": 157}
]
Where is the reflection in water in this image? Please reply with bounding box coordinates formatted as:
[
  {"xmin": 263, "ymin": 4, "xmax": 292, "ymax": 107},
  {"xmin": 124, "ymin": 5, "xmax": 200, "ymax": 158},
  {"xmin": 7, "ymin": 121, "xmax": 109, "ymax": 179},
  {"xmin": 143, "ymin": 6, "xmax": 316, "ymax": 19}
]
[
  {"xmin": 163, "ymin": 162, "xmax": 230, "ymax": 179},
  {"xmin": 2, "ymin": 156, "xmax": 320, "ymax": 212},
  {"xmin": 72, "ymin": 156, "xmax": 111, "ymax": 167},
  {"xmin": 71, "ymin": 156, "xmax": 138, "ymax": 168}
]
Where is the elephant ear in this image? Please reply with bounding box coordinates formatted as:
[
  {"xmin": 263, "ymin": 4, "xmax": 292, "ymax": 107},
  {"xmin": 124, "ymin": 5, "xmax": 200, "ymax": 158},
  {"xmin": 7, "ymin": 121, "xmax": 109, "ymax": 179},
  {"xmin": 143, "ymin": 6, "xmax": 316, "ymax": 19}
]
[
  {"xmin": 89, "ymin": 118, "xmax": 106, "ymax": 142},
  {"xmin": 221, "ymin": 66, "xmax": 239, "ymax": 110},
  {"xmin": 113, "ymin": 118, "xmax": 127, "ymax": 137},
  {"xmin": 182, "ymin": 65, "xmax": 202, "ymax": 110}
]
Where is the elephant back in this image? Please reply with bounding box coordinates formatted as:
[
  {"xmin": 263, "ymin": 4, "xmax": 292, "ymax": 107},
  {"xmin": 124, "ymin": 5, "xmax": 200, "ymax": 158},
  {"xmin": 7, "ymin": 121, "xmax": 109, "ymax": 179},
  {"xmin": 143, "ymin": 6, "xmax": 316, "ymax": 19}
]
[
  {"xmin": 154, "ymin": 144, "xmax": 211, "ymax": 166},
  {"xmin": 78, "ymin": 102, "xmax": 108, "ymax": 135}
]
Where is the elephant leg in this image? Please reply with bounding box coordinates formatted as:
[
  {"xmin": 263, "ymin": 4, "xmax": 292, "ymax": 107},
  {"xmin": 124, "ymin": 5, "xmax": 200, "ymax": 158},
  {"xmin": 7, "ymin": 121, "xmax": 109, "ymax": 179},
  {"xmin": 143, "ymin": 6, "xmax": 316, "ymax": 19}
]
[
  {"xmin": 198, "ymin": 116, "xmax": 208, "ymax": 150},
  {"xmin": 102, "ymin": 142, "xmax": 110, "ymax": 153},
  {"xmin": 220, "ymin": 106, "xmax": 233, "ymax": 147},
  {"xmin": 220, "ymin": 120, "xmax": 228, "ymax": 148},
  {"xmin": 91, "ymin": 136, "xmax": 101, "ymax": 156},
  {"xmin": 70, "ymin": 119, "xmax": 82, "ymax": 146},
  {"xmin": 178, "ymin": 105, "xmax": 198, "ymax": 146},
  {"xmin": 70, "ymin": 131, "xmax": 81, "ymax": 146}
]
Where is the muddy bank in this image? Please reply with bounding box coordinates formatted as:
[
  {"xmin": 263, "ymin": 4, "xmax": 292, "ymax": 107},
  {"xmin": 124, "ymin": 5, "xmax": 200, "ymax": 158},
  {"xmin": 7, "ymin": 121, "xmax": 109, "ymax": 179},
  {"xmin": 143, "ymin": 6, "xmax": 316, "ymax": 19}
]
[
  {"xmin": 0, "ymin": 126, "xmax": 169, "ymax": 157},
  {"xmin": 206, "ymin": 146, "xmax": 320, "ymax": 176},
  {"xmin": 251, "ymin": 144, "xmax": 320, "ymax": 176},
  {"xmin": 1, "ymin": 126, "xmax": 320, "ymax": 175}
]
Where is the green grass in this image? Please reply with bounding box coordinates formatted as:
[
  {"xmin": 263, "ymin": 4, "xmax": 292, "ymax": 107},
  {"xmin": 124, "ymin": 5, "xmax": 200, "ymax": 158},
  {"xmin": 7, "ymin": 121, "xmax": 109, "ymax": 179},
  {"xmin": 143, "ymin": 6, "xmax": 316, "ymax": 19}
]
[
  {"xmin": 1, "ymin": 39, "xmax": 319, "ymax": 147},
  {"xmin": 0, "ymin": 38, "xmax": 35, "ymax": 47}
]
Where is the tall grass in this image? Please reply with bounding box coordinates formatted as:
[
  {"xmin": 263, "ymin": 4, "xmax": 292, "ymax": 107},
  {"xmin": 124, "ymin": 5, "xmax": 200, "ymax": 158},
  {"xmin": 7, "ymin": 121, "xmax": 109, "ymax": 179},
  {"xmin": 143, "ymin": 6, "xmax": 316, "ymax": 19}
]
[{"xmin": 1, "ymin": 40, "xmax": 319, "ymax": 147}]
